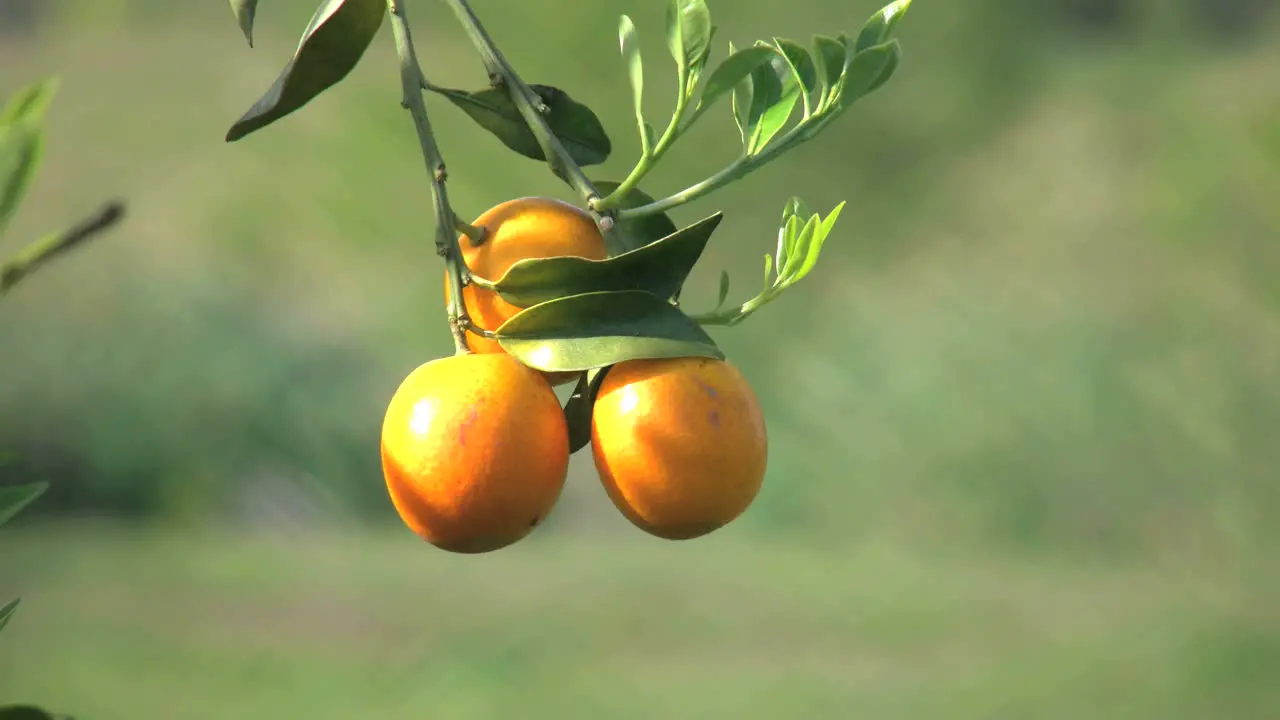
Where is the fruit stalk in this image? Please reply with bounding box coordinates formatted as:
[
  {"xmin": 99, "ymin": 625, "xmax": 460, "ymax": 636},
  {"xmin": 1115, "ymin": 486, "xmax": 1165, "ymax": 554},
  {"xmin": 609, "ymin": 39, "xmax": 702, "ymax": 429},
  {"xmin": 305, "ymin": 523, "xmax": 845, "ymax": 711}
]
[
  {"xmin": 440, "ymin": 0, "xmax": 602, "ymax": 210},
  {"xmin": 386, "ymin": 0, "xmax": 472, "ymax": 354}
]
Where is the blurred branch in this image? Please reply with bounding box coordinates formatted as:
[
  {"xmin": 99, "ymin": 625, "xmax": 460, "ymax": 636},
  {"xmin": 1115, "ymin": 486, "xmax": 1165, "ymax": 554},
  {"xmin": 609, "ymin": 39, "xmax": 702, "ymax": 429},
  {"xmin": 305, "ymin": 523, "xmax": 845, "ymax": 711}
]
[{"xmin": 0, "ymin": 200, "xmax": 125, "ymax": 296}]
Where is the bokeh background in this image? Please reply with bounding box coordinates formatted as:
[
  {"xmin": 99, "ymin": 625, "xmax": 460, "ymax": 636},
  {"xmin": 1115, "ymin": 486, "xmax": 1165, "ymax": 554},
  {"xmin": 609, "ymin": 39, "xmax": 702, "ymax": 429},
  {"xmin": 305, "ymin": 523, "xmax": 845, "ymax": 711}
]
[{"xmin": 2, "ymin": 0, "xmax": 1279, "ymax": 717}]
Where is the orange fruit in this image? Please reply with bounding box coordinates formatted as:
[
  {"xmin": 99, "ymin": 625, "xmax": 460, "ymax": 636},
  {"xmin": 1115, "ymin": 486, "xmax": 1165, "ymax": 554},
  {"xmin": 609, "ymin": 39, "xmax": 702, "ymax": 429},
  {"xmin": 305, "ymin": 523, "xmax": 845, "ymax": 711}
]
[
  {"xmin": 380, "ymin": 353, "xmax": 570, "ymax": 554},
  {"xmin": 445, "ymin": 197, "xmax": 607, "ymax": 385},
  {"xmin": 590, "ymin": 357, "xmax": 768, "ymax": 540}
]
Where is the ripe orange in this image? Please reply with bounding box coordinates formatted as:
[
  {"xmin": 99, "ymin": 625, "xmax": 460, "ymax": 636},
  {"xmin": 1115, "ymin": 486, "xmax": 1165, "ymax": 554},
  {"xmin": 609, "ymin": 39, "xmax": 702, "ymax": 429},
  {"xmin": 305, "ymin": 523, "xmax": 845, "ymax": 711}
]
[
  {"xmin": 380, "ymin": 353, "xmax": 570, "ymax": 554},
  {"xmin": 590, "ymin": 357, "xmax": 768, "ymax": 540},
  {"xmin": 445, "ymin": 197, "xmax": 607, "ymax": 384}
]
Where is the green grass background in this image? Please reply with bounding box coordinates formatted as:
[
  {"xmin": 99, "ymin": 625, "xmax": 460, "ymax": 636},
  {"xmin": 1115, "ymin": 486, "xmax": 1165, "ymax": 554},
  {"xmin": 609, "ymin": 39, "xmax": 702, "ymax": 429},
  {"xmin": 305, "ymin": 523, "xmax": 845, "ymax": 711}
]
[{"xmin": 1, "ymin": 0, "xmax": 1279, "ymax": 717}]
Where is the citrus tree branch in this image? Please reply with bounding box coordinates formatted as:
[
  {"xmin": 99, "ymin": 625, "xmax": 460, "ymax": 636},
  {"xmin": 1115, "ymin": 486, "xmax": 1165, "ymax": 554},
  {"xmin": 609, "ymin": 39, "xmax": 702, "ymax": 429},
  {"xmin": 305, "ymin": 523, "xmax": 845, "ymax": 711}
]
[
  {"xmin": 440, "ymin": 0, "xmax": 602, "ymax": 209},
  {"xmin": 386, "ymin": 0, "xmax": 479, "ymax": 354},
  {"xmin": 0, "ymin": 200, "xmax": 125, "ymax": 297},
  {"xmin": 615, "ymin": 125, "xmax": 811, "ymax": 221}
]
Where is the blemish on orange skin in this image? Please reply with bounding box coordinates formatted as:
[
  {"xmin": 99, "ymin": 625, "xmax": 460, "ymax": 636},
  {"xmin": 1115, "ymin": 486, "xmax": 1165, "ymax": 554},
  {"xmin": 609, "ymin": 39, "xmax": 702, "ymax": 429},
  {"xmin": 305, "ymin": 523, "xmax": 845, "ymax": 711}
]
[{"xmin": 457, "ymin": 404, "xmax": 480, "ymax": 447}]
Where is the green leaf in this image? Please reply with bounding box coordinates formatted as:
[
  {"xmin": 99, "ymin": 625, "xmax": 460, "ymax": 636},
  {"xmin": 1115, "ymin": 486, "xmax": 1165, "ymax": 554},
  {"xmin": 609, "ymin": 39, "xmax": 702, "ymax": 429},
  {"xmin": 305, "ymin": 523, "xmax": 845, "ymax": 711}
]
[
  {"xmin": 779, "ymin": 213, "xmax": 818, "ymax": 283},
  {"xmin": 618, "ymin": 15, "xmax": 647, "ymax": 153},
  {"xmin": 864, "ymin": 41, "xmax": 902, "ymax": 95},
  {"xmin": 225, "ymin": 0, "xmax": 385, "ymax": 142},
  {"xmin": 562, "ymin": 366, "xmax": 611, "ymax": 455},
  {"xmin": 855, "ymin": 0, "xmax": 913, "ymax": 53},
  {"xmin": 685, "ymin": 24, "xmax": 718, "ymax": 98},
  {"xmin": 781, "ymin": 196, "xmax": 810, "ymax": 224},
  {"xmin": 811, "ymin": 35, "xmax": 846, "ymax": 110},
  {"xmin": 666, "ymin": 0, "xmax": 712, "ymax": 79},
  {"xmin": 745, "ymin": 48, "xmax": 798, "ymax": 154},
  {"xmin": 0, "ymin": 706, "xmax": 61, "ymax": 720},
  {"xmin": 715, "ymin": 270, "xmax": 731, "ymax": 310},
  {"xmin": 0, "ymin": 482, "xmax": 49, "ymax": 528},
  {"xmin": 837, "ymin": 41, "xmax": 900, "ymax": 109},
  {"xmin": 775, "ymin": 212, "xmax": 800, "ymax": 280},
  {"xmin": 496, "ymin": 290, "xmax": 723, "ymax": 373},
  {"xmin": 229, "ymin": 0, "xmax": 259, "ymax": 47},
  {"xmin": 642, "ymin": 122, "xmax": 658, "ymax": 152},
  {"xmin": 590, "ymin": 180, "xmax": 677, "ymax": 255},
  {"xmin": 695, "ymin": 44, "xmax": 775, "ymax": 117},
  {"xmin": 728, "ymin": 42, "xmax": 752, "ymax": 143},
  {"xmin": 477, "ymin": 213, "xmax": 722, "ymax": 307},
  {"xmin": 772, "ymin": 38, "xmax": 818, "ymax": 110},
  {"xmin": 434, "ymin": 84, "xmax": 612, "ymax": 167},
  {"xmin": 0, "ymin": 598, "xmax": 19, "ymax": 635},
  {"xmin": 0, "ymin": 123, "xmax": 44, "ymax": 240},
  {"xmin": 0, "ymin": 78, "xmax": 58, "ymax": 127},
  {"xmin": 762, "ymin": 253, "xmax": 774, "ymax": 292}
]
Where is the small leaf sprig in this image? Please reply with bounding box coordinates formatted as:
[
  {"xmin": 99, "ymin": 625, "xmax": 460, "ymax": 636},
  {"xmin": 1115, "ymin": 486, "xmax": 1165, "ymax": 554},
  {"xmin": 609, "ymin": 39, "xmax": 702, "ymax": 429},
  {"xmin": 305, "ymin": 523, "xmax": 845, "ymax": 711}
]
[
  {"xmin": 593, "ymin": 0, "xmax": 912, "ymax": 221},
  {"xmin": 692, "ymin": 197, "xmax": 845, "ymax": 326},
  {"xmin": 0, "ymin": 79, "xmax": 126, "ymax": 297}
]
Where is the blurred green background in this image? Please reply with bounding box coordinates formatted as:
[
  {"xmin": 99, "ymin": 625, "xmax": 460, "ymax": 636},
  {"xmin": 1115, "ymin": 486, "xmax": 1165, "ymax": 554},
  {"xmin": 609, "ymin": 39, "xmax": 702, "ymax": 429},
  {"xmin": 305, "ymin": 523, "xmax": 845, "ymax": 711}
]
[{"xmin": 2, "ymin": 0, "xmax": 1279, "ymax": 717}]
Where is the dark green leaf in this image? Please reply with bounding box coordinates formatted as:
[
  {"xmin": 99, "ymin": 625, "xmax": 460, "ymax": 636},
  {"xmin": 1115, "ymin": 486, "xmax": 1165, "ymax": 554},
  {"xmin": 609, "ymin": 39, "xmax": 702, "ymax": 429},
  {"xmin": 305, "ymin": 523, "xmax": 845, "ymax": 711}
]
[
  {"xmin": 434, "ymin": 84, "xmax": 612, "ymax": 167},
  {"xmin": 665, "ymin": 0, "xmax": 712, "ymax": 77},
  {"xmin": 0, "ymin": 78, "xmax": 58, "ymax": 127},
  {"xmin": 855, "ymin": 0, "xmax": 913, "ymax": 53},
  {"xmin": 642, "ymin": 122, "xmax": 658, "ymax": 152},
  {"xmin": 773, "ymin": 38, "xmax": 818, "ymax": 105},
  {"xmin": 695, "ymin": 44, "xmax": 775, "ymax": 117},
  {"xmin": 745, "ymin": 48, "xmax": 797, "ymax": 154},
  {"xmin": 0, "ymin": 123, "xmax": 44, "ymax": 239},
  {"xmin": 728, "ymin": 42, "xmax": 752, "ymax": 143},
  {"xmin": 230, "ymin": 0, "xmax": 259, "ymax": 47},
  {"xmin": 0, "ymin": 598, "xmax": 18, "ymax": 634},
  {"xmin": 837, "ymin": 41, "xmax": 899, "ymax": 109},
  {"xmin": 563, "ymin": 366, "xmax": 611, "ymax": 454},
  {"xmin": 0, "ymin": 482, "xmax": 49, "ymax": 528},
  {"xmin": 496, "ymin": 290, "xmax": 723, "ymax": 373},
  {"xmin": 811, "ymin": 35, "xmax": 846, "ymax": 108},
  {"xmin": 0, "ymin": 706, "xmax": 61, "ymax": 720},
  {"xmin": 685, "ymin": 24, "xmax": 718, "ymax": 98},
  {"xmin": 225, "ymin": 0, "xmax": 385, "ymax": 142},
  {"xmin": 591, "ymin": 180, "xmax": 677, "ymax": 255},
  {"xmin": 478, "ymin": 213, "xmax": 722, "ymax": 307},
  {"xmin": 618, "ymin": 15, "xmax": 647, "ymax": 151},
  {"xmin": 865, "ymin": 41, "xmax": 902, "ymax": 95},
  {"xmin": 715, "ymin": 270, "xmax": 731, "ymax": 310}
]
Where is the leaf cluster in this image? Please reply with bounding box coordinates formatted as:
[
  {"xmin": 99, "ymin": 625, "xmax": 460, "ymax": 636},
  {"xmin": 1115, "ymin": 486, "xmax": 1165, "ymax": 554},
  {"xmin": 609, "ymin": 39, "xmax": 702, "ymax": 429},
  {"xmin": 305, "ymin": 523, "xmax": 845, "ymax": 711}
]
[{"xmin": 219, "ymin": 0, "xmax": 914, "ymax": 451}]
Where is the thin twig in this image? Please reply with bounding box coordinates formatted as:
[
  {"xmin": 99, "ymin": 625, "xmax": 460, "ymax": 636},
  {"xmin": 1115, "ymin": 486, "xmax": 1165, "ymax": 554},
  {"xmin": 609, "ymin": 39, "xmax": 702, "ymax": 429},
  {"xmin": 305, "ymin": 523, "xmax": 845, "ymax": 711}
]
[
  {"xmin": 386, "ymin": 0, "xmax": 472, "ymax": 353},
  {"xmin": 0, "ymin": 200, "xmax": 125, "ymax": 296}
]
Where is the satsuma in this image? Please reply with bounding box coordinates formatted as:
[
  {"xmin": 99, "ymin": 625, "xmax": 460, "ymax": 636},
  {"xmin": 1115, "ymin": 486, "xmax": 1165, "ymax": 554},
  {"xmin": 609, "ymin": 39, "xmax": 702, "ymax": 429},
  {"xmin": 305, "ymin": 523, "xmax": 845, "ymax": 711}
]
[
  {"xmin": 445, "ymin": 196, "xmax": 606, "ymax": 385},
  {"xmin": 381, "ymin": 353, "xmax": 569, "ymax": 553},
  {"xmin": 590, "ymin": 357, "xmax": 768, "ymax": 540}
]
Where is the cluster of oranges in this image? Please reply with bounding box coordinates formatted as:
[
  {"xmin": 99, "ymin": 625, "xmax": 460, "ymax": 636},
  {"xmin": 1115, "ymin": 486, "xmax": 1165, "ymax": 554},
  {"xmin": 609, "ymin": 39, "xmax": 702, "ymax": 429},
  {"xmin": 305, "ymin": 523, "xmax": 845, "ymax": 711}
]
[{"xmin": 380, "ymin": 198, "xmax": 768, "ymax": 553}]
